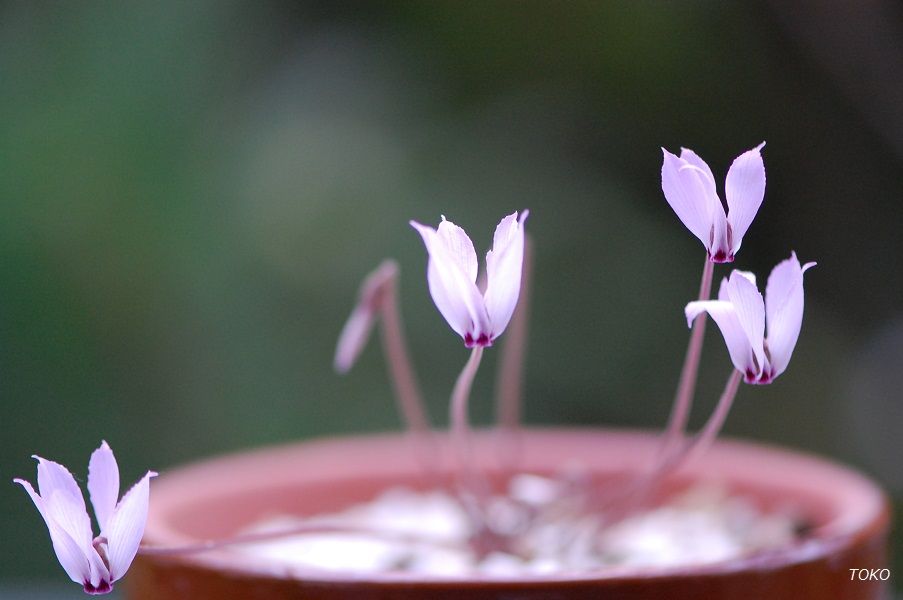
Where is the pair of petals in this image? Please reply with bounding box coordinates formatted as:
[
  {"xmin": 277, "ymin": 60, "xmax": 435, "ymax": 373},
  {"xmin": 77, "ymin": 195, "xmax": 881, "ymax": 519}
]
[
  {"xmin": 14, "ymin": 441, "xmax": 156, "ymax": 594},
  {"xmin": 411, "ymin": 211, "xmax": 528, "ymax": 347},
  {"xmin": 685, "ymin": 252, "xmax": 816, "ymax": 384},
  {"xmin": 662, "ymin": 144, "xmax": 766, "ymax": 262}
]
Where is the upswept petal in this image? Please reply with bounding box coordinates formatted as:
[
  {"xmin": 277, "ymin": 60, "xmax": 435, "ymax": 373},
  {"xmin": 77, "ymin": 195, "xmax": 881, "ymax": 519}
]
[
  {"xmin": 410, "ymin": 221, "xmax": 490, "ymax": 342},
  {"xmin": 105, "ymin": 471, "xmax": 157, "ymax": 581},
  {"xmin": 722, "ymin": 271, "xmax": 766, "ymax": 371},
  {"xmin": 35, "ymin": 457, "xmax": 93, "ymax": 548},
  {"xmin": 14, "ymin": 478, "xmax": 91, "ymax": 585},
  {"xmin": 483, "ymin": 211, "xmax": 528, "ymax": 339},
  {"xmin": 717, "ymin": 271, "xmax": 756, "ymax": 302},
  {"xmin": 43, "ymin": 487, "xmax": 112, "ymax": 590},
  {"xmin": 88, "ymin": 441, "xmax": 119, "ymax": 533},
  {"xmin": 333, "ymin": 261, "xmax": 398, "ymax": 373},
  {"xmin": 662, "ymin": 148, "xmax": 721, "ymax": 249},
  {"xmin": 685, "ymin": 300, "xmax": 754, "ymax": 376},
  {"xmin": 765, "ymin": 252, "xmax": 816, "ymax": 378},
  {"xmin": 679, "ymin": 148, "xmax": 717, "ymax": 200},
  {"xmin": 716, "ymin": 276, "xmax": 729, "ymax": 302},
  {"xmin": 426, "ymin": 259, "xmax": 471, "ymax": 339},
  {"xmin": 725, "ymin": 143, "xmax": 766, "ymax": 254},
  {"xmin": 436, "ymin": 218, "xmax": 478, "ymax": 283}
]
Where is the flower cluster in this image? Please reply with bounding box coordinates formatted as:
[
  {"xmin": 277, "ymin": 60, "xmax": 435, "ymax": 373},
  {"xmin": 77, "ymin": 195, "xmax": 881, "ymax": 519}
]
[{"xmin": 663, "ymin": 144, "xmax": 816, "ymax": 385}]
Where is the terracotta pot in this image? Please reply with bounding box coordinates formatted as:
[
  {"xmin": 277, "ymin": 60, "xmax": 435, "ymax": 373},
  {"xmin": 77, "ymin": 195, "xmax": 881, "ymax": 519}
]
[{"xmin": 127, "ymin": 428, "xmax": 890, "ymax": 599}]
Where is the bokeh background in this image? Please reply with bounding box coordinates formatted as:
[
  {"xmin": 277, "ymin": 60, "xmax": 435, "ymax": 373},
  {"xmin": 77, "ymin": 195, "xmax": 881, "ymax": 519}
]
[{"xmin": 1, "ymin": 1, "xmax": 901, "ymax": 595}]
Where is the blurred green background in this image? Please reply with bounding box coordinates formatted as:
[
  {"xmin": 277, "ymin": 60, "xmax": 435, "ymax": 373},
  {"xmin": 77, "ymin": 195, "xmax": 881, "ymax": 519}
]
[{"xmin": 2, "ymin": 0, "xmax": 902, "ymax": 592}]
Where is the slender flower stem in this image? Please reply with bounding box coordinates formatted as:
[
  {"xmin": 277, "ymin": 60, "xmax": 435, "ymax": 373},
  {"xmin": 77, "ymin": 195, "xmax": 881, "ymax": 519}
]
[
  {"xmin": 655, "ymin": 369, "xmax": 742, "ymax": 479},
  {"xmin": 604, "ymin": 370, "xmax": 742, "ymax": 518},
  {"xmin": 450, "ymin": 346, "xmax": 491, "ymax": 530},
  {"xmin": 378, "ymin": 271, "xmax": 438, "ymax": 470},
  {"xmin": 139, "ymin": 522, "xmax": 461, "ymax": 555},
  {"xmin": 451, "ymin": 347, "xmax": 484, "ymax": 477},
  {"xmin": 661, "ymin": 256, "xmax": 714, "ymax": 456},
  {"xmin": 495, "ymin": 236, "xmax": 533, "ymax": 473}
]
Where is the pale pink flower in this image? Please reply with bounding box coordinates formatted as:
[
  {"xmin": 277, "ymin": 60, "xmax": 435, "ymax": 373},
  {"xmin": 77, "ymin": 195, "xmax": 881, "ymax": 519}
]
[
  {"xmin": 14, "ymin": 441, "xmax": 156, "ymax": 595},
  {"xmin": 411, "ymin": 211, "xmax": 528, "ymax": 347},
  {"xmin": 333, "ymin": 260, "xmax": 398, "ymax": 373},
  {"xmin": 685, "ymin": 252, "xmax": 816, "ymax": 384},
  {"xmin": 661, "ymin": 143, "xmax": 766, "ymax": 262}
]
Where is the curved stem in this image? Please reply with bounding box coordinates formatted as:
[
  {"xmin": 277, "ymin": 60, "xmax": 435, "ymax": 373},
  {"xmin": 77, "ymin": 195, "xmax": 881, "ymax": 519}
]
[
  {"xmin": 450, "ymin": 347, "xmax": 490, "ymax": 529},
  {"xmin": 379, "ymin": 273, "xmax": 438, "ymax": 471},
  {"xmin": 495, "ymin": 236, "xmax": 533, "ymax": 473},
  {"xmin": 661, "ymin": 256, "xmax": 714, "ymax": 455},
  {"xmin": 451, "ymin": 347, "xmax": 484, "ymax": 478},
  {"xmin": 602, "ymin": 370, "xmax": 741, "ymax": 518},
  {"xmin": 335, "ymin": 260, "xmax": 435, "ymax": 470},
  {"xmin": 665, "ymin": 369, "xmax": 742, "ymax": 473}
]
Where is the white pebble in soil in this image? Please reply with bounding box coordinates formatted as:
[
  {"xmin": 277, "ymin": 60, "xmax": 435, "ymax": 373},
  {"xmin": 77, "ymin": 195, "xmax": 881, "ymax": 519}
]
[{"xmin": 235, "ymin": 476, "xmax": 798, "ymax": 577}]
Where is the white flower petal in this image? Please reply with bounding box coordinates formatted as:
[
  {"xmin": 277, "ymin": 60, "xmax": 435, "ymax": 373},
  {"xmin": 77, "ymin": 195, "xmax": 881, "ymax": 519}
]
[
  {"xmin": 411, "ymin": 220, "xmax": 490, "ymax": 342},
  {"xmin": 34, "ymin": 457, "xmax": 93, "ymax": 549},
  {"xmin": 14, "ymin": 478, "xmax": 92, "ymax": 586},
  {"xmin": 662, "ymin": 148, "xmax": 720, "ymax": 250},
  {"xmin": 425, "ymin": 259, "xmax": 471, "ymax": 339},
  {"xmin": 685, "ymin": 300, "xmax": 756, "ymax": 377},
  {"xmin": 723, "ymin": 271, "xmax": 767, "ymax": 371},
  {"xmin": 734, "ymin": 270, "xmax": 757, "ymax": 287},
  {"xmin": 717, "ymin": 270, "xmax": 757, "ymax": 301},
  {"xmin": 105, "ymin": 471, "xmax": 157, "ymax": 582},
  {"xmin": 436, "ymin": 218, "xmax": 478, "ymax": 284},
  {"xmin": 43, "ymin": 490, "xmax": 95, "ymax": 558},
  {"xmin": 716, "ymin": 276, "xmax": 730, "ymax": 301},
  {"xmin": 765, "ymin": 252, "xmax": 815, "ymax": 378},
  {"xmin": 679, "ymin": 148, "xmax": 718, "ymax": 199},
  {"xmin": 88, "ymin": 441, "xmax": 119, "ymax": 533},
  {"xmin": 483, "ymin": 210, "xmax": 527, "ymax": 339},
  {"xmin": 725, "ymin": 143, "xmax": 766, "ymax": 254}
]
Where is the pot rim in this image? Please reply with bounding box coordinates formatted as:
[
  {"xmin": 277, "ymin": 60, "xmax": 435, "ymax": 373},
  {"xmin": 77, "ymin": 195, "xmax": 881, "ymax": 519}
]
[{"xmin": 141, "ymin": 427, "xmax": 890, "ymax": 585}]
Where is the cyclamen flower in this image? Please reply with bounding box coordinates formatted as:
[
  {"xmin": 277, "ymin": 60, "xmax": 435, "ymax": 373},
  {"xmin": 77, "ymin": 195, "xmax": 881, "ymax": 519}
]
[
  {"xmin": 14, "ymin": 442, "xmax": 156, "ymax": 594},
  {"xmin": 661, "ymin": 144, "xmax": 766, "ymax": 262},
  {"xmin": 333, "ymin": 260, "xmax": 398, "ymax": 372},
  {"xmin": 411, "ymin": 211, "xmax": 528, "ymax": 347},
  {"xmin": 685, "ymin": 252, "xmax": 816, "ymax": 384}
]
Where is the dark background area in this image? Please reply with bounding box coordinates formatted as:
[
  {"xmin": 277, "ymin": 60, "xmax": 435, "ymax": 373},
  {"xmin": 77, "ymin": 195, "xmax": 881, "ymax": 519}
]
[{"xmin": 1, "ymin": 0, "xmax": 901, "ymax": 593}]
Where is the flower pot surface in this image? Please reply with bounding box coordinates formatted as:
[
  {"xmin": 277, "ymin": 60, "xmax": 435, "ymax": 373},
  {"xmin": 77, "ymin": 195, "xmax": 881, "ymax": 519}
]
[{"xmin": 128, "ymin": 428, "xmax": 890, "ymax": 599}]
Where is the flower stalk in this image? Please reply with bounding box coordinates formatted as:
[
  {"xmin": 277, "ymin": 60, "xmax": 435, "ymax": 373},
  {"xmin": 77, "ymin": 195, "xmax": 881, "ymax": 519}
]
[
  {"xmin": 660, "ymin": 256, "xmax": 714, "ymax": 457},
  {"xmin": 377, "ymin": 266, "xmax": 433, "ymax": 448},
  {"xmin": 651, "ymin": 369, "xmax": 743, "ymax": 482},
  {"xmin": 450, "ymin": 346, "xmax": 490, "ymax": 524},
  {"xmin": 334, "ymin": 260, "xmax": 438, "ymax": 474},
  {"xmin": 494, "ymin": 235, "xmax": 533, "ymax": 473},
  {"xmin": 604, "ymin": 369, "xmax": 743, "ymax": 518},
  {"xmin": 410, "ymin": 211, "xmax": 528, "ymax": 546}
]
